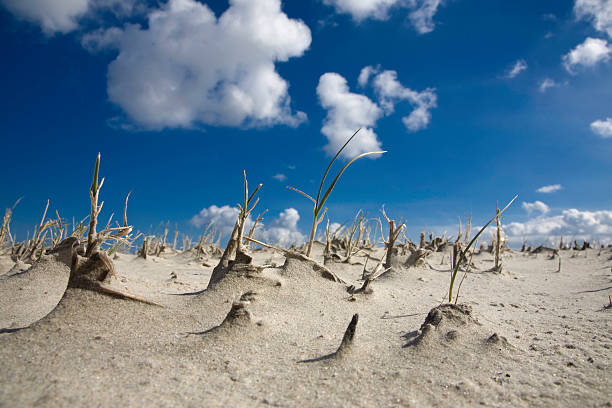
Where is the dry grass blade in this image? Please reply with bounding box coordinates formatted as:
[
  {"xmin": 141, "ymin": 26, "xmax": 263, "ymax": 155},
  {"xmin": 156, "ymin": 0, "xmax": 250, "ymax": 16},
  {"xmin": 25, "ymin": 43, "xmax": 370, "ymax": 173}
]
[{"xmin": 285, "ymin": 186, "xmax": 316, "ymax": 204}]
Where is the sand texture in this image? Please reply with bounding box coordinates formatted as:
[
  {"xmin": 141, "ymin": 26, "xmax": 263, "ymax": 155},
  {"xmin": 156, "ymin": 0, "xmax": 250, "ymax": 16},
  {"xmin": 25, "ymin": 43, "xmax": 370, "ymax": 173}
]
[{"xmin": 1, "ymin": 244, "xmax": 611, "ymax": 407}]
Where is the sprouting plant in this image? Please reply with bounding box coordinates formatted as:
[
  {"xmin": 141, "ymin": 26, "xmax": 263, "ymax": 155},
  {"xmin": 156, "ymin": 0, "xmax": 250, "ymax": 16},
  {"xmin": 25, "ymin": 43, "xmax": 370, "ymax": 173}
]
[
  {"xmin": 449, "ymin": 195, "xmax": 517, "ymax": 304},
  {"xmin": 287, "ymin": 129, "xmax": 386, "ymax": 257}
]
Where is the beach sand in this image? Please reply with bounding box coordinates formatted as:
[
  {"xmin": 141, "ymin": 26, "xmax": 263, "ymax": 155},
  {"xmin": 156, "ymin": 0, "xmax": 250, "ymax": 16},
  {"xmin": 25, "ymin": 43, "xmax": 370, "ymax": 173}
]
[{"xmin": 1, "ymin": 243, "xmax": 611, "ymax": 407}]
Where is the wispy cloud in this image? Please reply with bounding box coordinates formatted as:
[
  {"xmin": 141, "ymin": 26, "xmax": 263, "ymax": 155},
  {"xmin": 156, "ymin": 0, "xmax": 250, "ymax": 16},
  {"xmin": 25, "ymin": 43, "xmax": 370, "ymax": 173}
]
[
  {"xmin": 272, "ymin": 173, "xmax": 287, "ymax": 182},
  {"xmin": 322, "ymin": 0, "xmax": 445, "ymax": 34},
  {"xmin": 505, "ymin": 59, "xmax": 527, "ymax": 78},
  {"xmin": 563, "ymin": 37, "xmax": 612, "ymax": 73},
  {"xmin": 536, "ymin": 184, "xmax": 562, "ymax": 194},
  {"xmin": 539, "ymin": 78, "xmax": 559, "ymax": 92},
  {"xmin": 0, "ymin": 0, "xmax": 145, "ymax": 35},
  {"xmin": 590, "ymin": 118, "xmax": 612, "ymax": 138}
]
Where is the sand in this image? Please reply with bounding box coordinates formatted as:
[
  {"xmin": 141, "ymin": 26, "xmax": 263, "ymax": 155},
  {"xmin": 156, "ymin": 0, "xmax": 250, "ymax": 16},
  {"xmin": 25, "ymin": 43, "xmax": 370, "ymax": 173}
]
[{"xmin": 1, "ymin": 243, "xmax": 611, "ymax": 407}]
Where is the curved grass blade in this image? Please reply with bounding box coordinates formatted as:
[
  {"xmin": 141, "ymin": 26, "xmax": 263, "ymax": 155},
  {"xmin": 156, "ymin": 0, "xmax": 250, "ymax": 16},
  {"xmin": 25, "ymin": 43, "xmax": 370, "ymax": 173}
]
[
  {"xmin": 315, "ymin": 150, "xmax": 387, "ymax": 215},
  {"xmin": 315, "ymin": 129, "xmax": 362, "ymax": 205}
]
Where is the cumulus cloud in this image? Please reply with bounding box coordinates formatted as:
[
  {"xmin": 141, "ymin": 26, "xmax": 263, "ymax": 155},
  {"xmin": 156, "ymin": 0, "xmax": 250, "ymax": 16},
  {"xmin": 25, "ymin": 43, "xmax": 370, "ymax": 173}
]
[
  {"xmin": 317, "ymin": 72, "xmax": 384, "ymax": 158},
  {"xmin": 323, "ymin": 0, "xmax": 444, "ymax": 33},
  {"xmin": 190, "ymin": 205, "xmax": 304, "ymax": 247},
  {"xmin": 189, "ymin": 205, "xmax": 243, "ymax": 237},
  {"xmin": 536, "ymin": 184, "xmax": 563, "ymax": 193},
  {"xmin": 369, "ymin": 68, "xmax": 437, "ymax": 131},
  {"xmin": 539, "ymin": 78, "xmax": 559, "ymax": 92},
  {"xmin": 318, "ymin": 67, "xmax": 436, "ymax": 157},
  {"xmin": 563, "ymin": 37, "xmax": 612, "ymax": 73},
  {"xmin": 102, "ymin": 0, "xmax": 310, "ymax": 129},
  {"xmin": 272, "ymin": 173, "xmax": 287, "ymax": 181},
  {"xmin": 590, "ymin": 117, "xmax": 612, "ymax": 138},
  {"xmin": 575, "ymin": 0, "xmax": 612, "ymax": 38},
  {"xmin": 522, "ymin": 201, "xmax": 550, "ymax": 216},
  {"xmin": 505, "ymin": 59, "xmax": 527, "ymax": 79},
  {"xmin": 505, "ymin": 208, "xmax": 612, "ymax": 245},
  {"xmin": 259, "ymin": 208, "xmax": 305, "ymax": 247},
  {"xmin": 0, "ymin": 0, "xmax": 144, "ymax": 35}
]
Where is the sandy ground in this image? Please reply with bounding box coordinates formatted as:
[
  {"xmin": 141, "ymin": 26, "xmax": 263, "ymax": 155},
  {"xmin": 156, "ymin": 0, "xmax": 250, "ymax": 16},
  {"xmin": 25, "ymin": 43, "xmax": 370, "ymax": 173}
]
[{"xmin": 1, "ymin": 243, "xmax": 611, "ymax": 407}]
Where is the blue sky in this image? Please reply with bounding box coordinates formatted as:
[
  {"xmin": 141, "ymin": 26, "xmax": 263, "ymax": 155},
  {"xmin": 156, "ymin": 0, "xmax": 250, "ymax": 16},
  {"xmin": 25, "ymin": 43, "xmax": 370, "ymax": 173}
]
[{"xmin": 1, "ymin": 0, "xmax": 611, "ymax": 247}]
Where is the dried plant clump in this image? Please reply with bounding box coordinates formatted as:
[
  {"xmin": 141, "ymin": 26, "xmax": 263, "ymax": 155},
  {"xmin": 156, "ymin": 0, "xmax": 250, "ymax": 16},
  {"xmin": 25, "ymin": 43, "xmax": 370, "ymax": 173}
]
[
  {"xmin": 208, "ymin": 171, "xmax": 262, "ymax": 288},
  {"xmin": 379, "ymin": 206, "xmax": 405, "ymax": 271},
  {"xmin": 56, "ymin": 153, "xmax": 155, "ymax": 305},
  {"xmin": 288, "ymin": 129, "xmax": 385, "ymax": 258}
]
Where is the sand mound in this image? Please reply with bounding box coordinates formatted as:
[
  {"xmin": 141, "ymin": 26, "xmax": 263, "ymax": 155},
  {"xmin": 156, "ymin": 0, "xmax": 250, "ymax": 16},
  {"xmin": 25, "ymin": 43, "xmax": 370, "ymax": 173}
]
[
  {"xmin": 0, "ymin": 253, "xmax": 70, "ymax": 331},
  {"xmin": 406, "ymin": 304, "xmax": 512, "ymax": 353}
]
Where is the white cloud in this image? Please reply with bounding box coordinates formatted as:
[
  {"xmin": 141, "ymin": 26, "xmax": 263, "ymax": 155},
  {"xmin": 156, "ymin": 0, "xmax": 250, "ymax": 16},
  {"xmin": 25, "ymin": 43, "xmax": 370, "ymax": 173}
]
[
  {"xmin": 0, "ymin": 0, "xmax": 144, "ymax": 35},
  {"xmin": 103, "ymin": 0, "xmax": 310, "ymax": 129},
  {"xmin": 323, "ymin": 0, "xmax": 444, "ymax": 33},
  {"xmin": 563, "ymin": 37, "xmax": 612, "ymax": 73},
  {"xmin": 505, "ymin": 208, "xmax": 612, "ymax": 245},
  {"xmin": 522, "ymin": 201, "xmax": 550, "ymax": 216},
  {"xmin": 536, "ymin": 184, "xmax": 563, "ymax": 193},
  {"xmin": 258, "ymin": 208, "xmax": 305, "ymax": 247},
  {"xmin": 369, "ymin": 68, "xmax": 437, "ymax": 131},
  {"xmin": 590, "ymin": 117, "xmax": 612, "ymax": 138},
  {"xmin": 272, "ymin": 173, "xmax": 287, "ymax": 182},
  {"xmin": 317, "ymin": 72, "xmax": 384, "ymax": 158},
  {"xmin": 575, "ymin": 0, "xmax": 612, "ymax": 38},
  {"xmin": 506, "ymin": 59, "xmax": 527, "ymax": 79},
  {"xmin": 81, "ymin": 27, "xmax": 123, "ymax": 52},
  {"xmin": 190, "ymin": 205, "xmax": 305, "ymax": 247},
  {"xmin": 358, "ymin": 65, "xmax": 378, "ymax": 87},
  {"xmin": 539, "ymin": 78, "xmax": 559, "ymax": 92},
  {"xmin": 189, "ymin": 205, "xmax": 243, "ymax": 237},
  {"xmin": 323, "ymin": 0, "xmax": 398, "ymax": 21},
  {"xmin": 0, "ymin": 0, "xmax": 89, "ymax": 35},
  {"xmin": 318, "ymin": 67, "xmax": 436, "ymax": 157},
  {"xmin": 408, "ymin": 0, "xmax": 443, "ymax": 34}
]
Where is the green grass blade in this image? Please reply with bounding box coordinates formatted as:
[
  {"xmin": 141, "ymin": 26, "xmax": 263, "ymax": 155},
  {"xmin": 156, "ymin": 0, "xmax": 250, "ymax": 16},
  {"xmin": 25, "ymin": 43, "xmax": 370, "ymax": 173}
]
[
  {"xmin": 315, "ymin": 150, "xmax": 386, "ymax": 216},
  {"xmin": 315, "ymin": 128, "xmax": 362, "ymax": 205}
]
